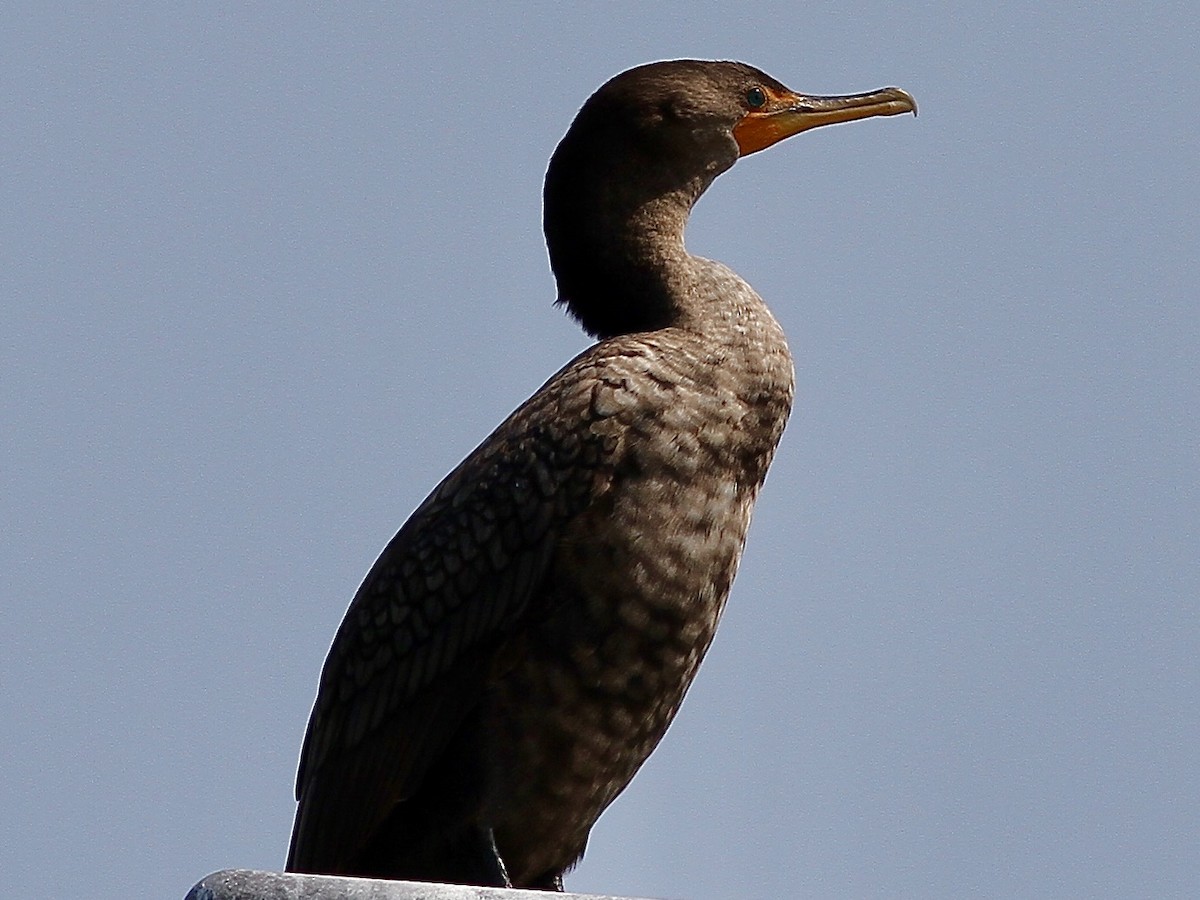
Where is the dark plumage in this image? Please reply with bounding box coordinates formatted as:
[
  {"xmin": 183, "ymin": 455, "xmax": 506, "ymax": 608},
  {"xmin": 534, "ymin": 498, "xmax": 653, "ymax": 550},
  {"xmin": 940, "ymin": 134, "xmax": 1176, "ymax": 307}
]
[{"xmin": 287, "ymin": 60, "xmax": 915, "ymax": 891}]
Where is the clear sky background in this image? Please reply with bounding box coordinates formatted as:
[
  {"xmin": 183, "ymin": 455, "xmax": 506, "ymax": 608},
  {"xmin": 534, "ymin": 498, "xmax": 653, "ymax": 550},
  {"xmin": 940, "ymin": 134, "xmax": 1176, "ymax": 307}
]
[{"xmin": 3, "ymin": 4, "xmax": 1197, "ymax": 899}]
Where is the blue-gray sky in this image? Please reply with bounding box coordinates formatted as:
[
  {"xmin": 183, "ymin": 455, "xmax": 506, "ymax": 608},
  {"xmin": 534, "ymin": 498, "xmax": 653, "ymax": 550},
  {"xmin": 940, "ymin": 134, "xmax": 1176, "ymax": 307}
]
[{"xmin": 3, "ymin": 4, "xmax": 1197, "ymax": 898}]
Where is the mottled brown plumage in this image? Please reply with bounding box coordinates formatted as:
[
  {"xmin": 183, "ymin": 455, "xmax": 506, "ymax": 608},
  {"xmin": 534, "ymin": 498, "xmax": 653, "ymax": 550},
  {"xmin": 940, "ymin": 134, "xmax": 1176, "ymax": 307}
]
[{"xmin": 287, "ymin": 60, "xmax": 915, "ymax": 890}]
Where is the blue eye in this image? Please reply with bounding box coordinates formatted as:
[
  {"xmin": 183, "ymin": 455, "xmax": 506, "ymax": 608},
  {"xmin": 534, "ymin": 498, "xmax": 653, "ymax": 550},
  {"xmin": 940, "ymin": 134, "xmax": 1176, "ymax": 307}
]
[{"xmin": 746, "ymin": 87, "xmax": 767, "ymax": 109}]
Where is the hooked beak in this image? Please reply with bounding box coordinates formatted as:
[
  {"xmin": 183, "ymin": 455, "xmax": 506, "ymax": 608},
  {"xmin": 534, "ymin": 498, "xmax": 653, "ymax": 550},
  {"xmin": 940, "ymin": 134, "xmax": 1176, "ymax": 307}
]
[{"xmin": 734, "ymin": 86, "xmax": 916, "ymax": 156}]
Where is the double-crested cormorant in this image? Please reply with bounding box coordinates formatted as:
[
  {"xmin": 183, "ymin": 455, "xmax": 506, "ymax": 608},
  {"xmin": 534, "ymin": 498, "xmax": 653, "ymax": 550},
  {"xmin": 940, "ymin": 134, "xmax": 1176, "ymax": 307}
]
[{"xmin": 287, "ymin": 60, "xmax": 915, "ymax": 891}]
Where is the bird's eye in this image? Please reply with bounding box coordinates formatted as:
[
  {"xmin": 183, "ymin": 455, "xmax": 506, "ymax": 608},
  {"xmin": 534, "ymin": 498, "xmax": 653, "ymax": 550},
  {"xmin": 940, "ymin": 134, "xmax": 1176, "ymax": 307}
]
[{"xmin": 745, "ymin": 87, "xmax": 767, "ymax": 109}]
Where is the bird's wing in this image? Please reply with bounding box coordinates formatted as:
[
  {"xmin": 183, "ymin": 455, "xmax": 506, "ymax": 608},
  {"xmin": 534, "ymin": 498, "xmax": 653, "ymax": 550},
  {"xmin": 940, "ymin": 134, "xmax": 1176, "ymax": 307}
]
[{"xmin": 286, "ymin": 390, "xmax": 619, "ymax": 873}]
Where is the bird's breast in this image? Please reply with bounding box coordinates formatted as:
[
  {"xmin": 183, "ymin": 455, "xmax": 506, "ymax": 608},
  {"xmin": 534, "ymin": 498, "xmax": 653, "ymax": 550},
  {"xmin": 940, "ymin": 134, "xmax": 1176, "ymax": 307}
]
[{"xmin": 483, "ymin": 294, "xmax": 793, "ymax": 880}]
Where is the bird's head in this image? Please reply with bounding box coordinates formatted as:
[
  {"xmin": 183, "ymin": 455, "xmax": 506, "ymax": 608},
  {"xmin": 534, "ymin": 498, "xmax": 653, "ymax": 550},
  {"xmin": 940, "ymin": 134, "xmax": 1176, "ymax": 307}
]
[
  {"xmin": 543, "ymin": 60, "xmax": 916, "ymax": 338},
  {"xmin": 550, "ymin": 60, "xmax": 915, "ymax": 198}
]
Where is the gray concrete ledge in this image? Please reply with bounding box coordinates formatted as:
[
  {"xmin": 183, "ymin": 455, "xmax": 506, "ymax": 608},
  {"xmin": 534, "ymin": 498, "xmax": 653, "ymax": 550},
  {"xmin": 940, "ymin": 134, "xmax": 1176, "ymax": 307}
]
[{"xmin": 185, "ymin": 870, "xmax": 646, "ymax": 900}]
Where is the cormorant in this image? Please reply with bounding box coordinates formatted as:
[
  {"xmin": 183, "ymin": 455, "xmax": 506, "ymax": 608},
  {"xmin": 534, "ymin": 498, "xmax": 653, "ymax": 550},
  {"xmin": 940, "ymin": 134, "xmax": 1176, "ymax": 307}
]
[{"xmin": 287, "ymin": 59, "xmax": 915, "ymax": 891}]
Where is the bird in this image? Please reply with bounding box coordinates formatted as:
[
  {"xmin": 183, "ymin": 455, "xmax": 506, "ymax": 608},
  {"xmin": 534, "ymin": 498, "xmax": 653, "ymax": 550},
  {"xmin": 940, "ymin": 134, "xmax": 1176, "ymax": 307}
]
[{"xmin": 286, "ymin": 59, "xmax": 915, "ymax": 891}]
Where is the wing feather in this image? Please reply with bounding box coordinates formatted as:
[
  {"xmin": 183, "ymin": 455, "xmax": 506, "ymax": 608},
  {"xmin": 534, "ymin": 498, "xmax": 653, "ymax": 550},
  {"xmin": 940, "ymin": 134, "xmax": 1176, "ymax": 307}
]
[{"xmin": 287, "ymin": 407, "xmax": 616, "ymax": 873}]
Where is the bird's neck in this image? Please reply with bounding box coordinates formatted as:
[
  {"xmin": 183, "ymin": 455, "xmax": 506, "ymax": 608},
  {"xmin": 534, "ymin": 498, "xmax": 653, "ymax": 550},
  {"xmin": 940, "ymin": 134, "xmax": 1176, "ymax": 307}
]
[{"xmin": 544, "ymin": 145, "xmax": 723, "ymax": 339}]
